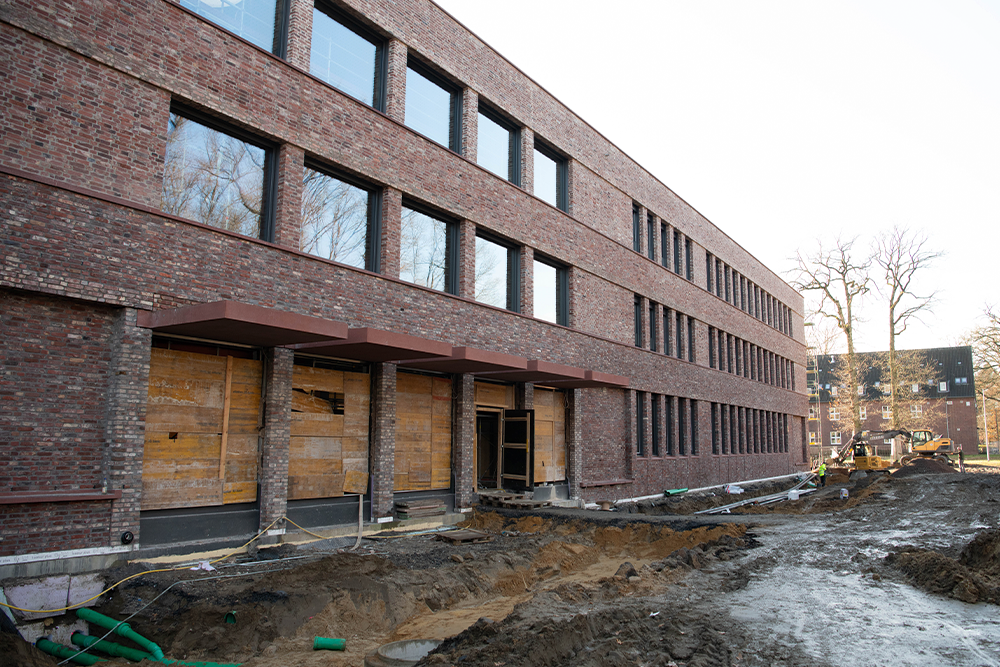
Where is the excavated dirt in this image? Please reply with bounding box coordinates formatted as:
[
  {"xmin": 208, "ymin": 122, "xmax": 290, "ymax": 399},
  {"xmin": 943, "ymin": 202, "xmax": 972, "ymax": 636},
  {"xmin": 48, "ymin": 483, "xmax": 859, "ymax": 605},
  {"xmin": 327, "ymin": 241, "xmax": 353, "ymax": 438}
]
[
  {"xmin": 5, "ymin": 467, "xmax": 1000, "ymax": 667},
  {"xmin": 890, "ymin": 457, "xmax": 956, "ymax": 477}
]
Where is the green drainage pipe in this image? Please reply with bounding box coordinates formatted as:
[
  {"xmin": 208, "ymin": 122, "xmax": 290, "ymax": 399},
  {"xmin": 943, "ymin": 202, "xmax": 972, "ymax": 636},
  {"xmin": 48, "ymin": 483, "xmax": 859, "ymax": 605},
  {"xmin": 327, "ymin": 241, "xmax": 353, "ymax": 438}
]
[
  {"xmin": 72, "ymin": 632, "xmax": 153, "ymax": 662},
  {"xmin": 76, "ymin": 608, "xmax": 165, "ymax": 660},
  {"xmin": 35, "ymin": 638, "xmax": 104, "ymax": 665}
]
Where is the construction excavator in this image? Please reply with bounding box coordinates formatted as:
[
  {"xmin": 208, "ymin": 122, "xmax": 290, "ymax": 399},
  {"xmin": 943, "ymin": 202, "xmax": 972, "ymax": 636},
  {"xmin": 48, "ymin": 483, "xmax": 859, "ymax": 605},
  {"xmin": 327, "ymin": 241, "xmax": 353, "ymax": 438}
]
[{"xmin": 832, "ymin": 428, "xmax": 960, "ymax": 472}]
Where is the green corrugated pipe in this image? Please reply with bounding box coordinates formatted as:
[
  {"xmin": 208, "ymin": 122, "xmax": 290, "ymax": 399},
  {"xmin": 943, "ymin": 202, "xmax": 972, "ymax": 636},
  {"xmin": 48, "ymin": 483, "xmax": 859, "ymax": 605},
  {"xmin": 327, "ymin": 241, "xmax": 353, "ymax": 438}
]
[
  {"xmin": 72, "ymin": 632, "xmax": 153, "ymax": 662},
  {"xmin": 34, "ymin": 638, "xmax": 104, "ymax": 665},
  {"xmin": 76, "ymin": 608, "xmax": 165, "ymax": 659}
]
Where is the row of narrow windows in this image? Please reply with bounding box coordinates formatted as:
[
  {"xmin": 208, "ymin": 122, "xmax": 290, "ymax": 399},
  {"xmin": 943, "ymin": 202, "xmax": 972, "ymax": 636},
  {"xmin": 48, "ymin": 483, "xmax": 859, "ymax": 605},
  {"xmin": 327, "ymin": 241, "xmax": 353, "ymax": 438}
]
[
  {"xmin": 705, "ymin": 253, "xmax": 793, "ymax": 336},
  {"xmin": 632, "ymin": 204, "xmax": 693, "ymax": 281},
  {"xmin": 707, "ymin": 327, "xmax": 795, "ymax": 391},
  {"xmin": 711, "ymin": 404, "xmax": 791, "ymax": 456},
  {"xmin": 635, "ymin": 393, "xmax": 698, "ymax": 458},
  {"xmin": 634, "ymin": 297, "xmax": 695, "ymax": 363}
]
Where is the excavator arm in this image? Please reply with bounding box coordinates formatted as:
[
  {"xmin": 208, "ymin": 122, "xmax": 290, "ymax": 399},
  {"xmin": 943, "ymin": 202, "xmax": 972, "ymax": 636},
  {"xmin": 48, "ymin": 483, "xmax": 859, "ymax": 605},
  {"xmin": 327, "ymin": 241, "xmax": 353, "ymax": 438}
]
[{"xmin": 835, "ymin": 429, "xmax": 911, "ymax": 461}]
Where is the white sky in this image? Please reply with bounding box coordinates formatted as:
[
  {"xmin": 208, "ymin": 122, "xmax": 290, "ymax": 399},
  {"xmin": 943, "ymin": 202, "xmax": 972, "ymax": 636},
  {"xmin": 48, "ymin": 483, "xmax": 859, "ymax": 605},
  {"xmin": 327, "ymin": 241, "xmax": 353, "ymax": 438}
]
[{"xmin": 434, "ymin": 0, "xmax": 1000, "ymax": 354}]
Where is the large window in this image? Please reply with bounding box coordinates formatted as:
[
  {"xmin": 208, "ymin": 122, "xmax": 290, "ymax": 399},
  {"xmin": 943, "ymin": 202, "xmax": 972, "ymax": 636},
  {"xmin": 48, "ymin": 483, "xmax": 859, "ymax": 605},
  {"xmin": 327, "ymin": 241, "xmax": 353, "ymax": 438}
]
[
  {"xmin": 475, "ymin": 234, "xmax": 519, "ymax": 311},
  {"xmin": 180, "ymin": 0, "xmax": 286, "ymax": 54},
  {"xmin": 311, "ymin": 2, "xmax": 384, "ymax": 109},
  {"xmin": 300, "ymin": 164, "xmax": 380, "ymax": 270},
  {"xmin": 533, "ymin": 143, "xmax": 567, "ymax": 211},
  {"xmin": 405, "ymin": 62, "xmax": 461, "ymax": 151},
  {"xmin": 534, "ymin": 258, "xmax": 568, "ymax": 326},
  {"xmin": 162, "ymin": 106, "xmax": 275, "ymax": 240},
  {"xmin": 478, "ymin": 107, "xmax": 520, "ymax": 184},
  {"xmin": 400, "ymin": 205, "xmax": 456, "ymax": 294}
]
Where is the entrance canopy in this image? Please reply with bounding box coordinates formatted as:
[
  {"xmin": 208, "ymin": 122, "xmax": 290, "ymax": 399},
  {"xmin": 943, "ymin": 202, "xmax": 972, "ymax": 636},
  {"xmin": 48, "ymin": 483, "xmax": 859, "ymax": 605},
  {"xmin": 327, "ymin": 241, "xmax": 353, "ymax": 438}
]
[
  {"xmin": 398, "ymin": 347, "xmax": 528, "ymax": 374},
  {"xmin": 291, "ymin": 327, "xmax": 452, "ymax": 363}
]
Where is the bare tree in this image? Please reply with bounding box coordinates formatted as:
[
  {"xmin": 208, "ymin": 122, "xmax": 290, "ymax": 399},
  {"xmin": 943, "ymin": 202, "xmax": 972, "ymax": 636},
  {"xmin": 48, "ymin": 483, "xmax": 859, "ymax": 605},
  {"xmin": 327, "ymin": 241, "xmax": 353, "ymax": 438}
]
[
  {"xmin": 873, "ymin": 227, "xmax": 942, "ymax": 435},
  {"xmin": 790, "ymin": 237, "xmax": 871, "ymax": 435},
  {"xmin": 969, "ymin": 307, "xmax": 1000, "ymax": 450},
  {"xmin": 301, "ymin": 168, "xmax": 368, "ymax": 266}
]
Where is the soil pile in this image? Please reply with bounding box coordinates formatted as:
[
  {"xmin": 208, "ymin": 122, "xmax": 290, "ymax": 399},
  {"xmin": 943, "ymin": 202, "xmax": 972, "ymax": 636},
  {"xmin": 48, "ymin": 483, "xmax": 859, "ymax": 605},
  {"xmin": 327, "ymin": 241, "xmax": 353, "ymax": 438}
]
[
  {"xmin": 633, "ymin": 480, "xmax": 798, "ymax": 515},
  {"xmin": 886, "ymin": 528, "xmax": 1000, "ymax": 604},
  {"xmin": 891, "ymin": 457, "xmax": 954, "ymax": 478}
]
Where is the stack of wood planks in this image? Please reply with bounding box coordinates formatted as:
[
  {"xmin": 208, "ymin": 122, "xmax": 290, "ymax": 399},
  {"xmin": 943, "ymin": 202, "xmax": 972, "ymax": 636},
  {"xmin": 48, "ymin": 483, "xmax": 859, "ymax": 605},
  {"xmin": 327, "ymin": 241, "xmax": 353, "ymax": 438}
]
[{"xmin": 395, "ymin": 499, "xmax": 447, "ymax": 520}]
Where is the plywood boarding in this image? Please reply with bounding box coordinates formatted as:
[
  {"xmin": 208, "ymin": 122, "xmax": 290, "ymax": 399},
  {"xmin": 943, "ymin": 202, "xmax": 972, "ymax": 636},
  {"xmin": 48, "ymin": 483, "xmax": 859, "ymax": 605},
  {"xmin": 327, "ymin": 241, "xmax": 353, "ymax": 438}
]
[
  {"xmin": 395, "ymin": 373, "xmax": 452, "ymax": 491},
  {"xmin": 475, "ymin": 381, "xmax": 514, "ymax": 409},
  {"xmin": 534, "ymin": 388, "xmax": 567, "ymax": 483},
  {"xmin": 288, "ymin": 366, "xmax": 369, "ymax": 500},
  {"xmin": 142, "ymin": 348, "xmax": 262, "ymax": 510}
]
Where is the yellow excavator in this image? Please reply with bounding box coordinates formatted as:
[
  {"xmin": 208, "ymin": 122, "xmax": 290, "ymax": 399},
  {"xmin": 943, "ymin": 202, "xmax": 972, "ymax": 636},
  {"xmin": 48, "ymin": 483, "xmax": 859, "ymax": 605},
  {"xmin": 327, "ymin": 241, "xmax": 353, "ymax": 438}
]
[{"xmin": 833, "ymin": 428, "xmax": 959, "ymax": 472}]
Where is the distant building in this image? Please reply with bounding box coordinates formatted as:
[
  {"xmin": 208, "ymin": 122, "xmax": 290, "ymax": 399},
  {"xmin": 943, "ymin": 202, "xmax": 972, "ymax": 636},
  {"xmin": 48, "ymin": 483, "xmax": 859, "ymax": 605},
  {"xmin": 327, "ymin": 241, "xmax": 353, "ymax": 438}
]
[{"xmin": 807, "ymin": 346, "xmax": 977, "ymax": 460}]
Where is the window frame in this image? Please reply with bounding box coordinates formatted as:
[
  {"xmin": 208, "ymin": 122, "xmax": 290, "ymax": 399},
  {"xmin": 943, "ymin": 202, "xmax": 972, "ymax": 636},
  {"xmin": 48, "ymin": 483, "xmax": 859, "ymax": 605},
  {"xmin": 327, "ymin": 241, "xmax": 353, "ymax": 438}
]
[
  {"xmin": 405, "ymin": 57, "xmax": 463, "ymax": 153},
  {"xmin": 477, "ymin": 103, "xmax": 522, "ymax": 185},
  {"xmin": 632, "ymin": 203, "xmax": 642, "ymax": 253},
  {"xmin": 633, "ymin": 295, "xmax": 643, "ymax": 348},
  {"xmin": 164, "ymin": 101, "xmax": 278, "ymax": 242},
  {"xmin": 311, "ymin": 0, "xmax": 388, "ymax": 111},
  {"xmin": 180, "ymin": 0, "xmax": 290, "ymax": 56},
  {"xmin": 636, "ymin": 391, "xmax": 647, "ymax": 457},
  {"xmin": 533, "ymin": 139, "xmax": 568, "ymax": 212},
  {"xmin": 646, "ymin": 212, "xmax": 656, "ymax": 261},
  {"xmin": 474, "ymin": 230, "xmax": 521, "ymax": 312},
  {"xmin": 400, "ymin": 198, "xmax": 459, "ymax": 295},
  {"xmin": 301, "ymin": 157, "xmax": 383, "ymax": 272},
  {"xmin": 534, "ymin": 255, "xmax": 569, "ymax": 327}
]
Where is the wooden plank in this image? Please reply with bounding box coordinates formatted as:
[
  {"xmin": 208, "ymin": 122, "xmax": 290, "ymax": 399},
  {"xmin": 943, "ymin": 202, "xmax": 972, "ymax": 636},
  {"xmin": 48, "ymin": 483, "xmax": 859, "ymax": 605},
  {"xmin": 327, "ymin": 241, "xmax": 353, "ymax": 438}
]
[
  {"xmin": 144, "ymin": 405, "xmax": 223, "ymax": 434},
  {"xmin": 223, "ymin": 480, "xmax": 257, "ymax": 504},
  {"xmin": 475, "ymin": 381, "xmax": 513, "ymax": 408},
  {"xmin": 218, "ymin": 356, "xmax": 234, "ymax": 479},
  {"xmin": 143, "ymin": 432, "xmax": 221, "ymax": 460},
  {"xmin": 343, "ymin": 470, "xmax": 369, "ymax": 494},
  {"xmin": 288, "ymin": 474, "xmax": 345, "ymax": 500},
  {"xmin": 291, "ymin": 413, "xmax": 344, "ymax": 437},
  {"xmin": 142, "ymin": 478, "xmax": 223, "ymax": 510},
  {"xmin": 342, "ymin": 457, "xmax": 368, "ymax": 473}
]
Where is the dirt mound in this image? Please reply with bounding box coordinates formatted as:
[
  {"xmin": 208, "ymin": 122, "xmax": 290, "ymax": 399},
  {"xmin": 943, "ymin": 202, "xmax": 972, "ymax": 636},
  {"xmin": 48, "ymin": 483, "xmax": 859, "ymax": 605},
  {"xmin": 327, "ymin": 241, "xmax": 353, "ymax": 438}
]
[
  {"xmin": 634, "ymin": 480, "xmax": 798, "ymax": 515},
  {"xmin": 891, "ymin": 457, "xmax": 955, "ymax": 477},
  {"xmin": 887, "ymin": 528, "xmax": 1000, "ymax": 604}
]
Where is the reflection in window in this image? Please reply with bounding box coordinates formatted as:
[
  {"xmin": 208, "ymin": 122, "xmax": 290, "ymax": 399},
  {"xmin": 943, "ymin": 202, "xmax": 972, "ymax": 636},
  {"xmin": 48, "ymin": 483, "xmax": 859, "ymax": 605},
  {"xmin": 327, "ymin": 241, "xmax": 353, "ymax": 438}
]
[
  {"xmin": 475, "ymin": 236, "xmax": 516, "ymax": 310},
  {"xmin": 301, "ymin": 167, "xmax": 373, "ymax": 269},
  {"xmin": 310, "ymin": 4, "xmax": 382, "ymax": 108},
  {"xmin": 534, "ymin": 143, "xmax": 567, "ymax": 211},
  {"xmin": 478, "ymin": 111, "xmax": 518, "ymax": 183},
  {"xmin": 400, "ymin": 206, "xmax": 449, "ymax": 292},
  {"xmin": 534, "ymin": 259, "xmax": 567, "ymax": 326},
  {"xmin": 405, "ymin": 65, "xmax": 459, "ymax": 150},
  {"xmin": 180, "ymin": 0, "xmax": 283, "ymax": 53},
  {"xmin": 162, "ymin": 111, "xmax": 269, "ymax": 239}
]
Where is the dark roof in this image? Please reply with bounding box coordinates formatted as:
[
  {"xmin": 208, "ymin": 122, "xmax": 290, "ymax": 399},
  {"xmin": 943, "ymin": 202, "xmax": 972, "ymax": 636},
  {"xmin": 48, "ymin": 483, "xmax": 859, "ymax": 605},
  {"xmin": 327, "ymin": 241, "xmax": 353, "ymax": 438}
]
[{"xmin": 808, "ymin": 346, "xmax": 975, "ymax": 402}]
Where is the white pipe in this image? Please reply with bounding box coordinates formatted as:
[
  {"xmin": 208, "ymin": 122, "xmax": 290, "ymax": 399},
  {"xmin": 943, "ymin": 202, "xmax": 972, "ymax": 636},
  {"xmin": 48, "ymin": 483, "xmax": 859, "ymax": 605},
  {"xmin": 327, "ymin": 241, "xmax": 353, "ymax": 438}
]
[{"xmin": 585, "ymin": 472, "xmax": 805, "ymax": 509}]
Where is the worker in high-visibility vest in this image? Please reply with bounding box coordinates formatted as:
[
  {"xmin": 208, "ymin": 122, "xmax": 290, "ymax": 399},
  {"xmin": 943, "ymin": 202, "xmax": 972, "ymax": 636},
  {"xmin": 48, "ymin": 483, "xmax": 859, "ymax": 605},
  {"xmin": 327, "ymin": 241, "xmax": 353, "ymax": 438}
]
[{"xmin": 817, "ymin": 462, "xmax": 827, "ymax": 487}]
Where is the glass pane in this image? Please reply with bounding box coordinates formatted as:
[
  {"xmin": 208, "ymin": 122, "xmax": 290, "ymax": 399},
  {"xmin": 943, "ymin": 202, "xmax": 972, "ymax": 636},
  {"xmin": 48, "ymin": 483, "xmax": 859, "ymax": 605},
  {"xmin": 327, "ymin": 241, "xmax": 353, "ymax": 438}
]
[
  {"xmin": 475, "ymin": 236, "xmax": 508, "ymax": 308},
  {"xmin": 477, "ymin": 113, "xmax": 512, "ymax": 180},
  {"xmin": 534, "ymin": 260, "xmax": 557, "ymax": 323},
  {"xmin": 533, "ymin": 148, "xmax": 557, "ymax": 207},
  {"xmin": 310, "ymin": 9, "xmax": 377, "ymax": 106},
  {"xmin": 400, "ymin": 207, "xmax": 447, "ymax": 290},
  {"xmin": 162, "ymin": 113, "xmax": 265, "ymax": 238},
  {"xmin": 180, "ymin": 0, "xmax": 278, "ymax": 53},
  {"xmin": 405, "ymin": 68, "xmax": 451, "ymax": 147},
  {"xmin": 300, "ymin": 168, "xmax": 368, "ymax": 268}
]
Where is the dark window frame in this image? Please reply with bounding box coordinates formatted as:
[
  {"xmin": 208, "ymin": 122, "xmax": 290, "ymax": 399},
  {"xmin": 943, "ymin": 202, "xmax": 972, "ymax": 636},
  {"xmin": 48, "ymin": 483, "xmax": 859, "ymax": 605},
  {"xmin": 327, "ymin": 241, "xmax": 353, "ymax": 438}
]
[
  {"xmin": 636, "ymin": 391, "xmax": 647, "ymax": 458},
  {"xmin": 651, "ymin": 394, "xmax": 661, "ymax": 457},
  {"xmin": 405, "ymin": 57, "xmax": 463, "ymax": 153},
  {"xmin": 632, "ymin": 203, "xmax": 642, "ymax": 253},
  {"xmin": 475, "ymin": 229, "xmax": 521, "ymax": 313},
  {"xmin": 648, "ymin": 302, "xmax": 657, "ymax": 352},
  {"xmin": 665, "ymin": 396, "xmax": 675, "ymax": 456},
  {"xmin": 179, "ymin": 0, "xmax": 290, "ymax": 57},
  {"xmin": 660, "ymin": 222, "xmax": 669, "ymax": 268},
  {"xmin": 400, "ymin": 197, "xmax": 460, "ymax": 295},
  {"xmin": 634, "ymin": 295, "xmax": 643, "ymax": 347},
  {"xmin": 673, "ymin": 230, "xmax": 681, "ymax": 274},
  {"xmin": 646, "ymin": 212, "xmax": 656, "ymax": 261},
  {"xmin": 685, "ymin": 238, "xmax": 693, "ymax": 281},
  {"xmin": 166, "ymin": 101, "xmax": 278, "ymax": 242},
  {"xmin": 533, "ymin": 139, "xmax": 568, "ymax": 212},
  {"xmin": 312, "ymin": 0, "xmax": 388, "ymax": 111},
  {"xmin": 535, "ymin": 254, "xmax": 569, "ymax": 327},
  {"xmin": 477, "ymin": 103, "xmax": 522, "ymax": 185}
]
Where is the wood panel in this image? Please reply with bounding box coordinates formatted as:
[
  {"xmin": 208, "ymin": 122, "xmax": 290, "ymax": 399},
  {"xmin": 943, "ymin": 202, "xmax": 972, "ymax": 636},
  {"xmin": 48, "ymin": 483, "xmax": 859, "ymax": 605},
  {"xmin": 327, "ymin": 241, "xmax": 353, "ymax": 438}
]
[
  {"xmin": 142, "ymin": 348, "xmax": 262, "ymax": 510},
  {"xmin": 475, "ymin": 381, "xmax": 514, "ymax": 409},
  {"xmin": 534, "ymin": 388, "xmax": 567, "ymax": 483},
  {"xmin": 287, "ymin": 365, "xmax": 369, "ymax": 500},
  {"xmin": 396, "ymin": 373, "xmax": 452, "ymax": 491}
]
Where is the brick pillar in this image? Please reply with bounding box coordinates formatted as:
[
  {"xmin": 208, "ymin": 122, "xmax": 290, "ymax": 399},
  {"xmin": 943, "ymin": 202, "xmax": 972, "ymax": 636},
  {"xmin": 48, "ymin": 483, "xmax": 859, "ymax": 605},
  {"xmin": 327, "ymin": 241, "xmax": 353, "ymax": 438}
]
[
  {"xmin": 458, "ymin": 219, "xmax": 476, "ymax": 299},
  {"xmin": 105, "ymin": 307, "xmax": 151, "ymax": 548},
  {"xmin": 624, "ymin": 389, "xmax": 636, "ymax": 478},
  {"xmin": 565, "ymin": 159, "xmax": 578, "ymax": 217},
  {"xmin": 649, "ymin": 213, "xmax": 659, "ymax": 264},
  {"xmin": 259, "ymin": 347, "xmax": 293, "ymax": 533},
  {"xmin": 520, "ymin": 245, "xmax": 534, "ymax": 317},
  {"xmin": 653, "ymin": 303, "xmax": 663, "ymax": 354},
  {"xmin": 638, "ymin": 296, "xmax": 649, "ymax": 349},
  {"xmin": 385, "ymin": 39, "xmax": 408, "ymax": 123},
  {"xmin": 637, "ymin": 205, "xmax": 647, "ymax": 258},
  {"xmin": 370, "ymin": 362, "xmax": 397, "ymax": 518},
  {"xmin": 566, "ymin": 265, "xmax": 578, "ymax": 329},
  {"xmin": 380, "ymin": 187, "xmax": 402, "ymax": 279},
  {"xmin": 461, "ymin": 87, "xmax": 478, "ymax": 160},
  {"xmin": 566, "ymin": 388, "xmax": 582, "ymax": 500},
  {"xmin": 515, "ymin": 383, "xmax": 534, "ymax": 410},
  {"xmin": 520, "ymin": 127, "xmax": 534, "ymax": 193},
  {"xmin": 453, "ymin": 374, "xmax": 476, "ymax": 508},
  {"xmin": 273, "ymin": 143, "xmax": 304, "ymax": 250},
  {"xmin": 286, "ymin": 0, "xmax": 313, "ymax": 70}
]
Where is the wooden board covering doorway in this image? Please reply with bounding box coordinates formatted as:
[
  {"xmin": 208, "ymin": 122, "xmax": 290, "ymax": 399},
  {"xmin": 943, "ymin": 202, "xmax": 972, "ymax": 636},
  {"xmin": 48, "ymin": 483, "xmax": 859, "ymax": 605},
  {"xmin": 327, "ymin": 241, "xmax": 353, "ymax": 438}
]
[
  {"xmin": 142, "ymin": 347, "xmax": 261, "ymax": 510},
  {"xmin": 395, "ymin": 372, "xmax": 452, "ymax": 491},
  {"xmin": 534, "ymin": 387, "xmax": 567, "ymax": 483}
]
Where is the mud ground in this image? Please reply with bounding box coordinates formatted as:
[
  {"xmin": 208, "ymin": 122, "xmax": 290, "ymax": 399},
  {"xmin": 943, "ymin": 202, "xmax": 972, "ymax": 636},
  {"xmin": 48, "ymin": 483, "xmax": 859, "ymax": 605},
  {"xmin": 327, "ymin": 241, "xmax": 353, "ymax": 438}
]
[{"xmin": 5, "ymin": 464, "xmax": 999, "ymax": 667}]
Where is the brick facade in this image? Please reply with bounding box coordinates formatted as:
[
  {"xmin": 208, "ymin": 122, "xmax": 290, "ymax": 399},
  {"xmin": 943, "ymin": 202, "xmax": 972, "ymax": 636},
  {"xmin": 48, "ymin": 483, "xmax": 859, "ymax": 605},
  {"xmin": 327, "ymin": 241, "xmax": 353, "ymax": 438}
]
[{"xmin": 0, "ymin": 0, "xmax": 806, "ymax": 559}]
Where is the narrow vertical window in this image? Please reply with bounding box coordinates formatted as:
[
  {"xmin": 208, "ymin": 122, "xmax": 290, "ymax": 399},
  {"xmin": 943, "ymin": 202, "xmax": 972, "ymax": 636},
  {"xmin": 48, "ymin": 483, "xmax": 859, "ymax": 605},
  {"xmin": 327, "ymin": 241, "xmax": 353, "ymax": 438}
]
[
  {"xmin": 649, "ymin": 302, "xmax": 657, "ymax": 352},
  {"xmin": 724, "ymin": 266, "xmax": 731, "ymax": 303},
  {"xmin": 678, "ymin": 398, "xmax": 688, "ymax": 456},
  {"xmin": 711, "ymin": 403, "xmax": 720, "ymax": 455},
  {"xmin": 475, "ymin": 234, "xmax": 519, "ymax": 311},
  {"xmin": 632, "ymin": 203, "xmax": 642, "ymax": 253},
  {"xmin": 716, "ymin": 259, "xmax": 723, "ymax": 298},
  {"xmin": 311, "ymin": 2, "xmax": 385, "ymax": 109},
  {"xmin": 634, "ymin": 295, "xmax": 643, "ymax": 347},
  {"xmin": 405, "ymin": 62, "xmax": 461, "ymax": 151},
  {"xmin": 478, "ymin": 106, "xmax": 520, "ymax": 184},
  {"xmin": 661, "ymin": 223, "xmax": 669, "ymax": 268},
  {"xmin": 687, "ymin": 317, "xmax": 695, "ymax": 362},
  {"xmin": 665, "ymin": 397, "xmax": 675, "ymax": 456},
  {"xmin": 675, "ymin": 311, "xmax": 683, "ymax": 358},
  {"xmin": 673, "ymin": 230, "xmax": 681, "ymax": 274},
  {"xmin": 636, "ymin": 392, "xmax": 646, "ymax": 457},
  {"xmin": 163, "ymin": 107, "xmax": 275, "ymax": 241},
  {"xmin": 685, "ymin": 238, "xmax": 693, "ymax": 280},
  {"xmin": 533, "ymin": 142, "xmax": 567, "ymax": 211},
  {"xmin": 181, "ymin": 0, "xmax": 286, "ymax": 54},
  {"xmin": 706, "ymin": 253, "xmax": 714, "ymax": 292},
  {"xmin": 647, "ymin": 213, "xmax": 656, "ymax": 260},
  {"xmin": 534, "ymin": 258, "xmax": 568, "ymax": 326},
  {"xmin": 690, "ymin": 400, "xmax": 699, "ymax": 455},
  {"xmin": 664, "ymin": 309, "xmax": 672, "ymax": 358},
  {"xmin": 708, "ymin": 327, "xmax": 716, "ymax": 368},
  {"xmin": 301, "ymin": 163, "xmax": 380, "ymax": 271},
  {"xmin": 651, "ymin": 395, "xmax": 661, "ymax": 456},
  {"xmin": 400, "ymin": 204, "xmax": 456, "ymax": 294}
]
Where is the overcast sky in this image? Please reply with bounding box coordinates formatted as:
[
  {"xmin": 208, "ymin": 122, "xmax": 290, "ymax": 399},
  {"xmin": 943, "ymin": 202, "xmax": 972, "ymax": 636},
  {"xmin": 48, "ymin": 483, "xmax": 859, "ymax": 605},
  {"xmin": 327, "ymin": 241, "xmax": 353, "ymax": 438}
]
[{"xmin": 434, "ymin": 0, "xmax": 1000, "ymax": 354}]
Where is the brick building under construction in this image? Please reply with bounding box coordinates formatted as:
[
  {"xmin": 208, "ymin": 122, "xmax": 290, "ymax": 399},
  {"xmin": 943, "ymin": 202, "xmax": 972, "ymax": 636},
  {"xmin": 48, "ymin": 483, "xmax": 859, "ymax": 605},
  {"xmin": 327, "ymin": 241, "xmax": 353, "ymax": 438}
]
[{"xmin": 0, "ymin": 0, "xmax": 808, "ymax": 572}]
